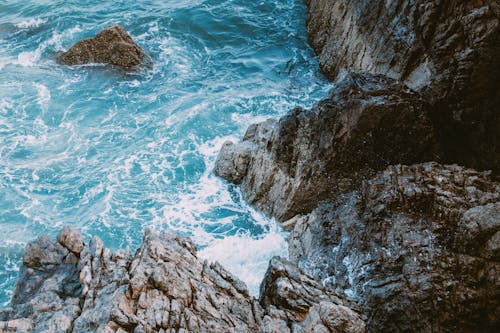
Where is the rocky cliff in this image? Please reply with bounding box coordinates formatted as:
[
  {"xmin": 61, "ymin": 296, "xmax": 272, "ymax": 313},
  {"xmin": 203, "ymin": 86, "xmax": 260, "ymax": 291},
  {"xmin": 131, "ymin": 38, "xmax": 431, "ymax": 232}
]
[
  {"xmin": 288, "ymin": 163, "xmax": 499, "ymax": 332},
  {"xmin": 2, "ymin": 1, "xmax": 499, "ymax": 332},
  {"xmin": 0, "ymin": 227, "xmax": 365, "ymax": 333},
  {"xmin": 306, "ymin": 0, "xmax": 500, "ymax": 174},
  {"xmin": 215, "ymin": 72, "xmax": 439, "ymax": 221},
  {"xmin": 214, "ymin": 0, "xmax": 500, "ymax": 332}
]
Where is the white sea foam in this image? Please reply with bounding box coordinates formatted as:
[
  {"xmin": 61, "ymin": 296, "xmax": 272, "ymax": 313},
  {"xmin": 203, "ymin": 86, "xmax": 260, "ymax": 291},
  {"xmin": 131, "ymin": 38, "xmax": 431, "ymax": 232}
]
[
  {"xmin": 146, "ymin": 135, "xmax": 289, "ymax": 295},
  {"xmin": 15, "ymin": 18, "xmax": 47, "ymax": 29},
  {"xmin": 15, "ymin": 26, "xmax": 82, "ymax": 67},
  {"xmin": 0, "ymin": 98, "xmax": 13, "ymax": 114},
  {"xmin": 199, "ymin": 228, "xmax": 288, "ymax": 296},
  {"xmin": 33, "ymin": 83, "xmax": 51, "ymax": 109}
]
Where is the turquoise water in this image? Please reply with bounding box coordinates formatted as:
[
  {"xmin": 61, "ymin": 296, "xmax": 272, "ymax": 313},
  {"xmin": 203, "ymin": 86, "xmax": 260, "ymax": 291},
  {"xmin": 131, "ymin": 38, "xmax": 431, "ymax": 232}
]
[{"xmin": 0, "ymin": 0, "xmax": 330, "ymax": 305}]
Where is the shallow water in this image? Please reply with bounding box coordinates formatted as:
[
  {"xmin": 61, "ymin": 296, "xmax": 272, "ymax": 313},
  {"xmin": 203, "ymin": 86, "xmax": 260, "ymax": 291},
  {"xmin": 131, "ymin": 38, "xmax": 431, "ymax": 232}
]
[{"xmin": 0, "ymin": 0, "xmax": 331, "ymax": 304}]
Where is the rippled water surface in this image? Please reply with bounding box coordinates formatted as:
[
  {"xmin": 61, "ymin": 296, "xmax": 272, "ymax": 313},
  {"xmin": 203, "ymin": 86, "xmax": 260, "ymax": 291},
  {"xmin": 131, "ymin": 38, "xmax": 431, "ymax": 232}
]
[{"xmin": 0, "ymin": 0, "xmax": 330, "ymax": 304}]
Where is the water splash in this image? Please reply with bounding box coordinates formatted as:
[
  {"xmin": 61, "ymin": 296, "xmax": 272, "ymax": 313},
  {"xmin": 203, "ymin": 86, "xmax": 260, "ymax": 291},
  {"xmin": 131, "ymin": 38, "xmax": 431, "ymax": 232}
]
[{"xmin": 0, "ymin": 0, "xmax": 331, "ymax": 305}]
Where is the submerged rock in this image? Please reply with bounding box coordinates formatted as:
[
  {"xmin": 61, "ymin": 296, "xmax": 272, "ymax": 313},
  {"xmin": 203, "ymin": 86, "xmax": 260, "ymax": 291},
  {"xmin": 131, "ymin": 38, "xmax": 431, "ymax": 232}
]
[
  {"xmin": 57, "ymin": 25, "xmax": 152, "ymax": 70},
  {"xmin": 0, "ymin": 227, "xmax": 365, "ymax": 332},
  {"xmin": 215, "ymin": 72, "xmax": 438, "ymax": 220},
  {"xmin": 306, "ymin": 0, "xmax": 500, "ymax": 174},
  {"xmin": 288, "ymin": 163, "xmax": 500, "ymax": 332}
]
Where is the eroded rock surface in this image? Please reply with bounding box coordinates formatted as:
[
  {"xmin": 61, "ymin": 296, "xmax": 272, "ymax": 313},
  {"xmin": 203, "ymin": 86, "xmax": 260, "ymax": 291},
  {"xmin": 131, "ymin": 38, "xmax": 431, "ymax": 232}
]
[
  {"xmin": 215, "ymin": 72, "xmax": 438, "ymax": 220},
  {"xmin": 288, "ymin": 163, "xmax": 500, "ymax": 332},
  {"xmin": 58, "ymin": 25, "xmax": 152, "ymax": 70},
  {"xmin": 0, "ymin": 228, "xmax": 365, "ymax": 333},
  {"xmin": 259, "ymin": 257, "xmax": 366, "ymax": 333},
  {"xmin": 306, "ymin": 0, "xmax": 500, "ymax": 173}
]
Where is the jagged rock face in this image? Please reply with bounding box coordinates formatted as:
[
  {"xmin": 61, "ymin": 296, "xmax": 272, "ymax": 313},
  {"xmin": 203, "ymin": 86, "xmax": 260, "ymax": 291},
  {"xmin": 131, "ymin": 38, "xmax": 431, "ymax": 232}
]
[
  {"xmin": 306, "ymin": 0, "xmax": 500, "ymax": 174},
  {"xmin": 58, "ymin": 25, "xmax": 152, "ymax": 70},
  {"xmin": 287, "ymin": 162, "xmax": 500, "ymax": 332},
  {"xmin": 215, "ymin": 72, "xmax": 438, "ymax": 220},
  {"xmin": 259, "ymin": 257, "xmax": 366, "ymax": 333},
  {"xmin": 0, "ymin": 228, "xmax": 365, "ymax": 333}
]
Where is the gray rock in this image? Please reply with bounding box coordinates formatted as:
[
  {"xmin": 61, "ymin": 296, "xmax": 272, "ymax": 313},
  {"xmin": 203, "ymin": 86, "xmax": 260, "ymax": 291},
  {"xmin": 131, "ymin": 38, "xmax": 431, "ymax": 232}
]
[
  {"xmin": 259, "ymin": 257, "xmax": 366, "ymax": 333},
  {"xmin": 214, "ymin": 141, "xmax": 253, "ymax": 184},
  {"xmin": 215, "ymin": 73, "xmax": 438, "ymax": 220},
  {"xmin": 288, "ymin": 163, "xmax": 500, "ymax": 332},
  {"xmin": 58, "ymin": 25, "xmax": 152, "ymax": 70},
  {"xmin": 57, "ymin": 226, "xmax": 84, "ymax": 254},
  {"xmin": 306, "ymin": 0, "xmax": 500, "ymax": 174},
  {"xmin": 1, "ymin": 228, "xmax": 365, "ymax": 332}
]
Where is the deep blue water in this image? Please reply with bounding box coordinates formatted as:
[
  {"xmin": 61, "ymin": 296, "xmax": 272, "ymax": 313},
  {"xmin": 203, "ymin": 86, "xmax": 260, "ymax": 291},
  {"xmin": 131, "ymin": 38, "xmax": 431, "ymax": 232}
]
[{"xmin": 0, "ymin": 0, "xmax": 330, "ymax": 304}]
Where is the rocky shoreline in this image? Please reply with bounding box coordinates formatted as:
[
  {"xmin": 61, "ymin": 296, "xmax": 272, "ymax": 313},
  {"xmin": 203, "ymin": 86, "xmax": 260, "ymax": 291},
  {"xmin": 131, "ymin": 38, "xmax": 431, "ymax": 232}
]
[
  {"xmin": 0, "ymin": 227, "xmax": 365, "ymax": 332},
  {"xmin": 215, "ymin": 0, "xmax": 499, "ymax": 331},
  {"xmin": 1, "ymin": 0, "xmax": 499, "ymax": 332}
]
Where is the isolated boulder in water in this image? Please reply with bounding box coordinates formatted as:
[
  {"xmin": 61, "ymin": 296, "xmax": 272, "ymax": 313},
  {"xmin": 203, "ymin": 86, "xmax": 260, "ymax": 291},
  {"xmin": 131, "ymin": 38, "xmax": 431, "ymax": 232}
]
[{"xmin": 58, "ymin": 25, "xmax": 152, "ymax": 70}]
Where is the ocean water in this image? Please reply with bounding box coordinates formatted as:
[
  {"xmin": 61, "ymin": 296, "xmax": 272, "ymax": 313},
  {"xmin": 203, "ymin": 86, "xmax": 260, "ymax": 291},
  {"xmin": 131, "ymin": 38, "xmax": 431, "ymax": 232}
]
[{"xmin": 0, "ymin": 0, "xmax": 331, "ymax": 305}]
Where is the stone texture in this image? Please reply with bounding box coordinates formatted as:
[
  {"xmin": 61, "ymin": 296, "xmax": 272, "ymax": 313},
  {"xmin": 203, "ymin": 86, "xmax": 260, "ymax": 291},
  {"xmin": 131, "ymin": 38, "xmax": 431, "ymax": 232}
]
[
  {"xmin": 287, "ymin": 162, "xmax": 500, "ymax": 332},
  {"xmin": 58, "ymin": 25, "xmax": 152, "ymax": 70},
  {"xmin": 0, "ymin": 227, "xmax": 365, "ymax": 332},
  {"xmin": 306, "ymin": 0, "xmax": 500, "ymax": 174},
  {"xmin": 259, "ymin": 257, "xmax": 366, "ymax": 333},
  {"xmin": 215, "ymin": 72, "xmax": 438, "ymax": 220}
]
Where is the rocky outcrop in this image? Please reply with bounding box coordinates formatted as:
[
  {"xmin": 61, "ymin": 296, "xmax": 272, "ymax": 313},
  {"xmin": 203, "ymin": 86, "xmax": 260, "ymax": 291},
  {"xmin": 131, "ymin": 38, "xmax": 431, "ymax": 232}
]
[
  {"xmin": 214, "ymin": 2, "xmax": 500, "ymax": 331},
  {"xmin": 306, "ymin": 0, "xmax": 500, "ymax": 174},
  {"xmin": 259, "ymin": 257, "xmax": 366, "ymax": 333},
  {"xmin": 287, "ymin": 162, "xmax": 500, "ymax": 332},
  {"xmin": 58, "ymin": 25, "xmax": 152, "ymax": 70},
  {"xmin": 215, "ymin": 72, "xmax": 438, "ymax": 220},
  {"xmin": 0, "ymin": 227, "xmax": 365, "ymax": 332}
]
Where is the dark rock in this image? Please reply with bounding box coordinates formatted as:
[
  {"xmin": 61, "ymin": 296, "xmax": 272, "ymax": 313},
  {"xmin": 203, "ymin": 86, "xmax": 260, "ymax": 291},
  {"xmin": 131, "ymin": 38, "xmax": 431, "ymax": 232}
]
[
  {"xmin": 58, "ymin": 25, "xmax": 152, "ymax": 70},
  {"xmin": 306, "ymin": 0, "xmax": 500, "ymax": 174},
  {"xmin": 215, "ymin": 72, "xmax": 438, "ymax": 220},
  {"xmin": 0, "ymin": 228, "xmax": 365, "ymax": 332},
  {"xmin": 288, "ymin": 162, "xmax": 500, "ymax": 332}
]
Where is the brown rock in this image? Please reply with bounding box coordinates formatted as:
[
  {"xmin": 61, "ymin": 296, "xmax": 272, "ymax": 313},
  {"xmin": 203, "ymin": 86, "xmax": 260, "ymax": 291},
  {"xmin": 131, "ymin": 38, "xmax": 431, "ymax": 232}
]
[
  {"xmin": 57, "ymin": 226, "xmax": 84, "ymax": 254},
  {"xmin": 58, "ymin": 25, "xmax": 152, "ymax": 70}
]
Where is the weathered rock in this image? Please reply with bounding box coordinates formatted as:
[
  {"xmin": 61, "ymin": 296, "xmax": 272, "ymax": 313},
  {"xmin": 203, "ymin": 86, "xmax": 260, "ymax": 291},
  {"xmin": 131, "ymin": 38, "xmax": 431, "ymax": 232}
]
[
  {"xmin": 0, "ymin": 228, "xmax": 365, "ymax": 332},
  {"xmin": 57, "ymin": 226, "xmax": 84, "ymax": 254},
  {"xmin": 259, "ymin": 257, "xmax": 366, "ymax": 333},
  {"xmin": 58, "ymin": 25, "xmax": 152, "ymax": 70},
  {"xmin": 215, "ymin": 72, "xmax": 438, "ymax": 220},
  {"xmin": 288, "ymin": 162, "xmax": 500, "ymax": 332},
  {"xmin": 214, "ymin": 141, "xmax": 253, "ymax": 184},
  {"xmin": 306, "ymin": 0, "xmax": 500, "ymax": 173}
]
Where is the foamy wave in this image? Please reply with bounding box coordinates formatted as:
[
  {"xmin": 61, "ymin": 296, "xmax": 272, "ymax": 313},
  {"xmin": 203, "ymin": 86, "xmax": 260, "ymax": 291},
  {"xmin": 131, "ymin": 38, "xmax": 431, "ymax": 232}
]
[
  {"xmin": 15, "ymin": 26, "xmax": 82, "ymax": 67},
  {"xmin": 15, "ymin": 18, "xmax": 47, "ymax": 29},
  {"xmin": 148, "ymin": 135, "xmax": 288, "ymax": 296},
  {"xmin": 33, "ymin": 83, "xmax": 51, "ymax": 109},
  {"xmin": 199, "ymin": 228, "xmax": 288, "ymax": 296},
  {"xmin": 150, "ymin": 135, "xmax": 239, "ymax": 234}
]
